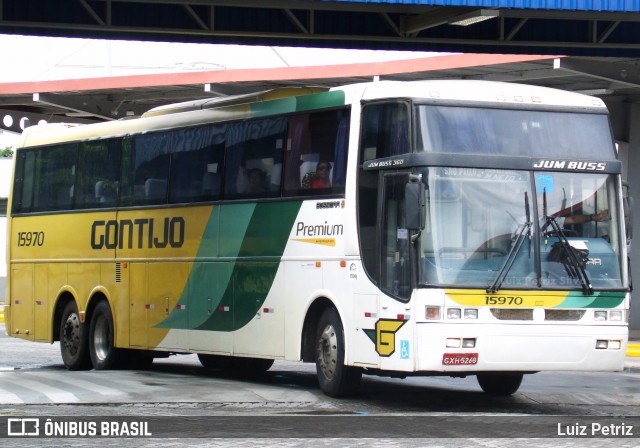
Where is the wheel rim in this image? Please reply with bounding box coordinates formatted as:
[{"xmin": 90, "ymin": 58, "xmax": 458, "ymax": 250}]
[
  {"xmin": 93, "ymin": 314, "xmax": 110, "ymax": 362},
  {"xmin": 62, "ymin": 313, "xmax": 81, "ymax": 356},
  {"xmin": 317, "ymin": 323, "xmax": 338, "ymax": 380}
]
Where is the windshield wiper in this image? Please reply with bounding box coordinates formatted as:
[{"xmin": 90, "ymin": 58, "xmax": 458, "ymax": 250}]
[
  {"xmin": 542, "ymin": 190, "xmax": 594, "ymax": 295},
  {"xmin": 487, "ymin": 192, "xmax": 531, "ymax": 294},
  {"xmin": 544, "ymin": 216, "xmax": 594, "ymax": 295}
]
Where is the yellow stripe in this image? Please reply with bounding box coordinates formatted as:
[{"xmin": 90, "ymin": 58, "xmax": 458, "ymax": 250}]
[
  {"xmin": 0, "ymin": 309, "xmax": 4, "ymax": 324},
  {"xmin": 627, "ymin": 343, "xmax": 640, "ymax": 357},
  {"xmin": 446, "ymin": 289, "xmax": 567, "ymax": 308}
]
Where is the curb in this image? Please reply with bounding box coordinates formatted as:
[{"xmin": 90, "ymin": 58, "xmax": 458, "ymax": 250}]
[{"xmin": 628, "ymin": 343, "xmax": 640, "ymax": 358}]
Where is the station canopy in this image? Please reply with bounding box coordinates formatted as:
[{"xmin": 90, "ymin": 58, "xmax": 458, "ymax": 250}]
[
  {"xmin": 0, "ymin": 1, "xmax": 639, "ymax": 132},
  {"xmin": 1, "ymin": 1, "xmax": 640, "ymax": 56}
]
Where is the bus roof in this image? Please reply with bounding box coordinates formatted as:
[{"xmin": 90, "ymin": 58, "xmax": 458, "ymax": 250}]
[
  {"xmin": 15, "ymin": 80, "xmax": 606, "ymax": 149},
  {"xmin": 337, "ymin": 79, "xmax": 607, "ymax": 110}
]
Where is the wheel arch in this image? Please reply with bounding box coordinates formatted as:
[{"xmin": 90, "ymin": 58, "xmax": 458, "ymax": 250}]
[
  {"xmin": 52, "ymin": 290, "xmax": 76, "ymax": 342},
  {"xmin": 300, "ymin": 295, "xmax": 340, "ymax": 362},
  {"xmin": 53, "ymin": 286, "xmax": 112, "ymax": 342}
]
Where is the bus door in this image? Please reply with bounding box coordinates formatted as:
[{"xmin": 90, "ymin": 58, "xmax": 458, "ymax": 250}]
[{"xmin": 380, "ymin": 172, "xmax": 421, "ymax": 302}]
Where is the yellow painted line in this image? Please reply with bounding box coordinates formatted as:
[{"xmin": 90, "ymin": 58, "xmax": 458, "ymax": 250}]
[
  {"xmin": 628, "ymin": 343, "xmax": 640, "ymax": 358},
  {"xmin": 0, "ymin": 310, "xmax": 3, "ymax": 324}
]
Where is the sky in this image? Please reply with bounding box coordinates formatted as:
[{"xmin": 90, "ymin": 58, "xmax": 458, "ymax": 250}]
[
  {"xmin": 0, "ymin": 34, "xmax": 437, "ymax": 82},
  {"xmin": 0, "ymin": 34, "xmax": 439, "ymax": 148}
]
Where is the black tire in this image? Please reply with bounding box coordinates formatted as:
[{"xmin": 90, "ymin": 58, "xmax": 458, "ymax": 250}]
[
  {"xmin": 89, "ymin": 301, "xmax": 124, "ymax": 370},
  {"xmin": 59, "ymin": 301, "xmax": 91, "ymax": 370},
  {"xmin": 477, "ymin": 373, "xmax": 524, "ymax": 396},
  {"xmin": 315, "ymin": 307, "xmax": 362, "ymax": 398}
]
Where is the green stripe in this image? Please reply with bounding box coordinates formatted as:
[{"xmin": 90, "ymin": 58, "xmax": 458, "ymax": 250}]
[
  {"xmin": 251, "ymin": 91, "xmax": 346, "ymax": 117},
  {"xmin": 557, "ymin": 291, "xmax": 626, "ymax": 309},
  {"xmin": 157, "ymin": 201, "xmax": 302, "ymax": 331}
]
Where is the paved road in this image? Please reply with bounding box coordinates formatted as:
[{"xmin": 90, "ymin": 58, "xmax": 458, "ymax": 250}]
[{"xmin": 1, "ymin": 323, "xmax": 640, "ymax": 447}]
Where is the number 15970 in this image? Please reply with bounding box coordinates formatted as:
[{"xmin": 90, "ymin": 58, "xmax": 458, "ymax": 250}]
[
  {"xmin": 485, "ymin": 296, "xmax": 523, "ymax": 305},
  {"xmin": 17, "ymin": 231, "xmax": 45, "ymax": 247}
]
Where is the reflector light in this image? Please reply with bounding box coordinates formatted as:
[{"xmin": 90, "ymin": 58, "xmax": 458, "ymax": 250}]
[
  {"xmin": 426, "ymin": 306, "xmax": 441, "ymax": 320},
  {"xmin": 595, "ymin": 340, "xmax": 608, "ymax": 349},
  {"xmin": 446, "ymin": 338, "xmax": 461, "ymax": 348},
  {"xmin": 447, "ymin": 308, "xmax": 461, "ymax": 320},
  {"xmin": 594, "ymin": 311, "xmax": 607, "ymax": 321}
]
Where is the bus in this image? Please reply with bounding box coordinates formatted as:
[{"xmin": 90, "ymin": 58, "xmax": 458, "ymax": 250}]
[
  {"xmin": 4, "ymin": 80, "xmax": 630, "ymax": 397},
  {"xmin": 1, "ymin": 156, "xmax": 11, "ymax": 301}
]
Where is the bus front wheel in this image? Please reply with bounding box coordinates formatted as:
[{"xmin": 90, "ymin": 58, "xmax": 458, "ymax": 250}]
[
  {"xmin": 89, "ymin": 301, "xmax": 123, "ymax": 370},
  {"xmin": 315, "ymin": 307, "xmax": 362, "ymax": 398},
  {"xmin": 477, "ymin": 372, "xmax": 524, "ymax": 396},
  {"xmin": 60, "ymin": 301, "xmax": 91, "ymax": 370}
]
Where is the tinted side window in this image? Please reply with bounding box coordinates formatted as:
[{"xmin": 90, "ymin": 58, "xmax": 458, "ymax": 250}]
[
  {"xmin": 360, "ymin": 103, "xmax": 410, "ymax": 162},
  {"xmin": 15, "ymin": 144, "xmax": 78, "ymax": 213},
  {"xmin": 76, "ymin": 140, "xmax": 121, "ymax": 209},
  {"xmin": 169, "ymin": 124, "xmax": 226, "ymax": 204},
  {"xmin": 120, "ymin": 132, "xmax": 171, "ymax": 206},
  {"xmin": 283, "ymin": 108, "xmax": 350, "ymax": 196},
  {"xmin": 225, "ymin": 117, "xmax": 287, "ymax": 199}
]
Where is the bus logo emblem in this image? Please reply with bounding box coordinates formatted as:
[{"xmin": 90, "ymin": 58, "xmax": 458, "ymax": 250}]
[{"xmin": 364, "ymin": 319, "xmax": 406, "ymax": 357}]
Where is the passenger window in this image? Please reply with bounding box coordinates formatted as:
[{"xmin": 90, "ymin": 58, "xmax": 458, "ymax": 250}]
[
  {"xmin": 76, "ymin": 140, "xmax": 121, "ymax": 209},
  {"xmin": 25, "ymin": 144, "xmax": 78, "ymax": 212},
  {"xmin": 224, "ymin": 117, "xmax": 287, "ymax": 199},
  {"xmin": 120, "ymin": 132, "xmax": 171, "ymax": 206},
  {"xmin": 283, "ymin": 108, "xmax": 349, "ymax": 196},
  {"xmin": 169, "ymin": 124, "xmax": 226, "ymax": 203}
]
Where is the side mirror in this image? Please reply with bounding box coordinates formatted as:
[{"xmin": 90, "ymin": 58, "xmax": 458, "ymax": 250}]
[
  {"xmin": 623, "ymin": 182, "xmax": 633, "ymax": 243},
  {"xmin": 405, "ymin": 180, "xmax": 425, "ymax": 231}
]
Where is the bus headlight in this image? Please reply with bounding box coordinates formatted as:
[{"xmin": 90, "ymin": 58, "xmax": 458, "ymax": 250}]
[
  {"xmin": 447, "ymin": 308, "xmax": 461, "ymax": 319},
  {"xmin": 446, "ymin": 338, "xmax": 461, "ymax": 348},
  {"xmin": 609, "ymin": 311, "xmax": 623, "ymax": 321},
  {"xmin": 594, "ymin": 311, "xmax": 607, "ymax": 321},
  {"xmin": 462, "ymin": 338, "xmax": 476, "ymax": 348},
  {"xmin": 595, "ymin": 340, "xmax": 608, "ymax": 349},
  {"xmin": 608, "ymin": 340, "xmax": 622, "ymax": 350},
  {"xmin": 464, "ymin": 309, "xmax": 478, "ymax": 319}
]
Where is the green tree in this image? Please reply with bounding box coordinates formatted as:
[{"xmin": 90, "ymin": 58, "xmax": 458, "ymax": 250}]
[{"xmin": 0, "ymin": 147, "xmax": 13, "ymax": 158}]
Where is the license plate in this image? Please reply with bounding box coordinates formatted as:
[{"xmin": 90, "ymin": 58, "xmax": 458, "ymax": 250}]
[{"xmin": 442, "ymin": 353, "xmax": 478, "ymax": 365}]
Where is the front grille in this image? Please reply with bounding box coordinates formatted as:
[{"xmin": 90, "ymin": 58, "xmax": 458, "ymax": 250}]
[
  {"xmin": 490, "ymin": 308, "xmax": 534, "ymax": 320},
  {"xmin": 545, "ymin": 309, "xmax": 586, "ymax": 321}
]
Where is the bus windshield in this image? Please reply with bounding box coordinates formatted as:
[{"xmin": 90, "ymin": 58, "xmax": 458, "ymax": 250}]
[
  {"xmin": 419, "ymin": 167, "xmax": 625, "ymax": 291},
  {"xmin": 416, "ymin": 105, "xmax": 617, "ymax": 159}
]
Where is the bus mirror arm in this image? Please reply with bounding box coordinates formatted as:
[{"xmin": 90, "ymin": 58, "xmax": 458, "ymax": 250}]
[{"xmin": 405, "ymin": 181, "xmax": 425, "ymax": 231}]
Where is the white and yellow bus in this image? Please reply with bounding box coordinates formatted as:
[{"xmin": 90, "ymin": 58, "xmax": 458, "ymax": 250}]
[{"xmin": 4, "ymin": 80, "xmax": 630, "ymax": 397}]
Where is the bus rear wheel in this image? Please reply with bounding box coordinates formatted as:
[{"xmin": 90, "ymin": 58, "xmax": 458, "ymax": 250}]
[
  {"xmin": 59, "ymin": 301, "xmax": 91, "ymax": 370},
  {"xmin": 89, "ymin": 301, "xmax": 124, "ymax": 370},
  {"xmin": 477, "ymin": 372, "xmax": 524, "ymax": 396},
  {"xmin": 315, "ymin": 307, "xmax": 362, "ymax": 398}
]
